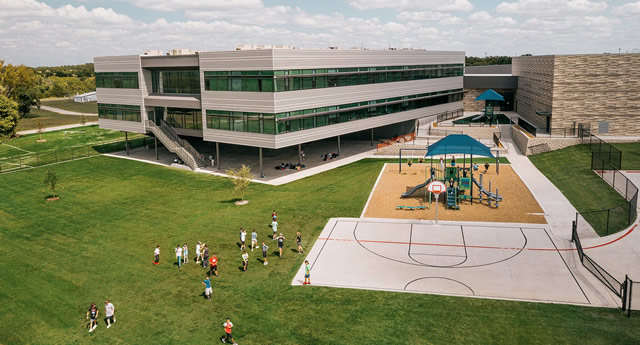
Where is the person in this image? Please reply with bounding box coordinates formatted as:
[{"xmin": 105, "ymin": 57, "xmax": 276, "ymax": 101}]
[
  {"xmin": 175, "ymin": 244, "xmax": 182, "ymax": 270},
  {"xmin": 484, "ymin": 162, "xmax": 490, "ymax": 173},
  {"xmin": 153, "ymin": 245, "xmax": 160, "ymax": 265},
  {"xmin": 86, "ymin": 303, "xmax": 99, "ymax": 332},
  {"xmin": 272, "ymin": 210, "xmax": 277, "ymax": 221},
  {"xmin": 183, "ymin": 243, "xmax": 189, "ymax": 264},
  {"xmin": 104, "ymin": 299, "xmax": 115, "ymax": 328},
  {"xmin": 240, "ymin": 228, "xmax": 246, "ymax": 251},
  {"xmin": 209, "ymin": 155, "xmax": 215, "ymax": 168},
  {"xmin": 304, "ymin": 260, "xmax": 311, "ymax": 285},
  {"xmin": 462, "ymin": 169, "xmax": 468, "ymax": 178},
  {"xmin": 242, "ymin": 250, "xmax": 249, "ymax": 272},
  {"xmin": 221, "ymin": 318, "xmax": 237, "ymax": 344},
  {"xmin": 202, "ymin": 275, "xmax": 212, "ymax": 300},
  {"xmin": 277, "ymin": 233, "xmax": 285, "ymax": 258},
  {"xmin": 439, "ymin": 156, "xmax": 444, "ymax": 172},
  {"xmin": 473, "ymin": 163, "xmax": 479, "ymax": 172},
  {"xmin": 451, "ymin": 156, "xmax": 456, "ymax": 166},
  {"xmin": 430, "ymin": 166, "xmax": 436, "ymax": 179},
  {"xmin": 251, "ymin": 229, "xmax": 258, "ymax": 251},
  {"xmin": 271, "ymin": 220, "xmax": 278, "ymax": 240},
  {"xmin": 296, "ymin": 232, "xmax": 304, "ymax": 254},
  {"xmin": 209, "ymin": 254, "xmax": 218, "ymax": 276},
  {"xmin": 301, "ymin": 150, "xmax": 305, "ymax": 161},
  {"xmin": 196, "ymin": 241, "xmax": 202, "ymax": 264},
  {"xmin": 202, "ymin": 244, "xmax": 210, "ymax": 268},
  {"xmin": 262, "ymin": 241, "xmax": 269, "ymax": 265},
  {"xmin": 449, "ymin": 177, "xmax": 455, "ymax": 188}
]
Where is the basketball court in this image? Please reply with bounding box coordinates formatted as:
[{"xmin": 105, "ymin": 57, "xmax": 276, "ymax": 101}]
[{"xmin": 293, "ymin": 218, "xmax": 619, "ymax": 307}]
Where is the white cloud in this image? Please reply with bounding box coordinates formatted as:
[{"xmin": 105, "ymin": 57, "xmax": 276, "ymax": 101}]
[
  {"xmin": 468, "ymin": 11, "xmax": 516, "ymax": 25},
  {"xmin": 612, "ymin": 1, "xmax": 640, "ymax": 17},
  {"xmin": 397, "ymin": 11, "xmax": 463, "ymax": 25},
  {"xmin": 496, "ymin": 0, "xmax": 607, "ymax": 17},
  {"xmin": 127, "ymin": 0, "xmax": 263, "ymax": 12},
  {"xmin": 348, "ymin": 0, "xmax": 473, "ymax": 12}
]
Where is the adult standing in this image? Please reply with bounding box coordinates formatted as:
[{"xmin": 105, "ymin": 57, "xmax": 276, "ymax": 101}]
[
  {"xmin": 104, "ymin": 299, "xmax": 116, "ymax": 328},
  {"xmin": 221, "ymin": 318, "xmax": 237, "ymax": 345},
  {"xmin": 240, "ymin": 229, "xmax": 247, "ymax": 251},
  {"xmin": 202, "ymin": 244, "xmax": 210, "ymax": 269},
  {"xmin": 86, "ymin": 303, "xmax": 99, "ymax": 332},
  {"xmin": 153, "ymin": 245, "xmax": 160, "ymax": 265},
  {"xmin": 277, "ymin": 233, "xmax": 286, "ymax": 258}
]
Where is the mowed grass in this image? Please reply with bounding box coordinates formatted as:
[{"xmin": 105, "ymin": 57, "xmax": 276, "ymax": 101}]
[
  {"xmin": 1, "ymin": 157, "xmax": 640, "ymax": 345},
  {"xmin": 17, "ymin": 108, "xmax": 98, "ymax": 132},
  {"xmin": 41, "ymin": 99, "xmax": 98, "ymax": 114},
  {"xmin": 530, "ymin": 145, "xmax": 632, "ymax": 235},
  {"xmin": 616, "ymin": 143, "xmax": 640, "ymax": 170}
]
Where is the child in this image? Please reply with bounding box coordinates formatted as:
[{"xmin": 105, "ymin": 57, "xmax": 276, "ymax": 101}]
[
  {"xmin": 175, "ymin": 244, "xmax": 182, "ymax": 270},
  {"xmin": 240, "ymin": 229, "xmax": 246, "ymax": 251},
  {"xmin": 304, "ymin": 260, "xmax": 311, "ymax": 285},
  {"xmin": 242, "ymin": 250, "xmax": 249, "ymax": 272},
  {"xmin": 484, "ymin": 162, "xmax": 490, "ymax": 173},
  {"xmin": 209, "ymin": 254, "xmax": 218, "ymax": 276},
  {"xmin": 451, "ymin": 156, "xmax": 456, "ymax": 166},
  {"xmin": 183, "ymin": 243, "xmax": 189, "ymax": 264},
  {"xmin": 296, "ymin": 232, "xmax": 304, "ymax": 254},
  {"xmin": 277, "ymin": 233, "xmax": 286, "ymax": 258},
  {"xmin": 195, "ymin": 241, "xmax": 202, "ymax": 264},
  {"xmin": 262, "ymin": 241, "xmax": 269, "ymax": 265},
  {"xmin": 221, "ymin": 318, "xmax": 237, "ymax": 344},
  {"xmin": 251, "ymin": 229, "xmax": 258, "ymax": 251},
  {"xmin": 272, "ymin": 210, "xmax": 277, "ymax": 221},
  {"xmin": 202, "ymin": 244, "xmax": 210, "ymax": 268},
  {"xmin": 86, "ymin": 303, "xmax": 99, "ymax": 332},
  {"xmin": 153, "ymin": 245, "xmax": 160, "ymax": 265},
  {"xmin": 271, "ymin": 220, "xmax": 278, "ymax": 240},
  {"xmin": 202, "ymin": 276, "xmax": 212, "ymax": 300}
]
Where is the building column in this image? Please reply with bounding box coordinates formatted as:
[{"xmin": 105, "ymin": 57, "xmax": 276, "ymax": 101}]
[
  {"xmin": 298, "ymin": 144, "xmax": 302, "ymax": 165},
  {"xmin": 370, "ymin": 128, "xmax": 374, "ymax": 146},
  {"xmin": 125, "ymin": 132, "xmax": 129, "ymax": 155},
  {"xmin": 259, "ymin": 147, "xmax": 265, "ymax": 178},
  {"xmin": 337, "ymin": 135, "xmax": 341, "ymax": 155},
  {"xmin": 216, "ymin": 142, "xmax": 220, "ymax": 170},
  {"xmin": 154, "ymin": 135, "xmax": 158, "ymax": 160}
]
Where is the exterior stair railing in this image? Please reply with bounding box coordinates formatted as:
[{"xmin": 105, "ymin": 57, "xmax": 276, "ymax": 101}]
[{"xmin": 146, "ymin": 119, "xmax": 206, "ymax": 170}]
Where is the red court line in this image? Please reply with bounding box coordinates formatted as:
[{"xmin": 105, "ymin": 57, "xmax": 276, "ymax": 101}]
[{"xmin": 318, "ymin": 223, "xmax": 638, "ymax": 252}]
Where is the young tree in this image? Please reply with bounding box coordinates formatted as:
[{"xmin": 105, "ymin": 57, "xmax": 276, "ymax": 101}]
[
  {"xmin": 225, "ymin": 164, "xmax": 253, "ymax": 202},
  {"xmin": 80, "ymin": 115, "xmax": 87, "ymax": 126},
  {"xmin": 44, "ymin": 169, "xmax": 58, "ymax": 198},
  {"xmin": 0, "ymin": 95, "xmax": 19, "ymax": 138}
]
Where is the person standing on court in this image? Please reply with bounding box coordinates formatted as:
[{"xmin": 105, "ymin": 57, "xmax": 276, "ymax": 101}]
[
  {"xmin": 304, "ymin": 260, "xmax": 311, "ymax": 285},
  {"xmin": 153, "ymin": 245, "xmax": 160, "ymax": 265},
  {"xmin": 277, "ymin": 233, "xmax": 286, "ymax": 258},
  {"xmin": 104, "ymin": 299, "xmax": 116, "ymax": 328}
]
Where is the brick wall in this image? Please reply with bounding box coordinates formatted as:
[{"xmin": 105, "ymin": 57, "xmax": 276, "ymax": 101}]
[{"xmin": 512, "ymin": 55, "xmax": 555, "ymax": 129}]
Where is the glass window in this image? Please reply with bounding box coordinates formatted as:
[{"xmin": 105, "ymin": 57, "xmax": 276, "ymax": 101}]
[
  {"xmin": 303, "ymin": 117, "xmax": 314, "ymax": 129},
  {"xmin": 316, "ymin": 76, "xmax": 327, "ymax": 88},
  {"xmin": 302, "ymin": 77, "xmax": 313, "ymax": 90},
  {"xmin": 244, "ymin": 78, "xmax": 259, "ymax": 92},
  {"xmin": 275, "ymin": 78, "xmax": 287, "ymax": 92},
  {"xmin": 262, "ymin": 114, "xmax": 275, "ymax": 134},
  {"xmin": 260, "ymin": 79, "xmax": 274, "ymax": 92},
  {"xmin": 231, "ymin": 78, "xmax": 242, "ymax": 91}
]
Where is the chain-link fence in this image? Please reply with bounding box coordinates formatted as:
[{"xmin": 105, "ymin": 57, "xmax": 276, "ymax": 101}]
[{"xmin": 0, "ymin": 136, "xmax": 151, "ymax": 174}]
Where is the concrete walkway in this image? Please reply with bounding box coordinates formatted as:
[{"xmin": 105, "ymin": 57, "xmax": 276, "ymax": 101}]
[
  {"xmin": 17, "ymin": 122, "xmax": 99, "ymax": 136},
  {"xmin": 39, "ymin": 105, "xmax": 98, "ymax": 116}
]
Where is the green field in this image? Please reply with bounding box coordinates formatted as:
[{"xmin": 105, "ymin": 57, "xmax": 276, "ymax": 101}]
[
  {"xmin": 1, "ymin": 156, "xmax": 639, "ymax": 344},
  {"xmin": 41, "ymin": 99, "xmax": 98, "ymax": 114},
  {"xmin": 17, "ymin": 108, "xmax": 98, "ymax": 132},
  {"xmin": 616, "ymin": 143, "xmax": 640, "ymax": 170},
  {"xmin": 530, "ymin": 144, "xmax": 634, "ymax": 235}
]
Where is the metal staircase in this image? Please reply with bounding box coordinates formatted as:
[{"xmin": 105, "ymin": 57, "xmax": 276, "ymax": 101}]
[{"xmin": 146, "ymin": 119, "xmax": 206, "ymax": 170}]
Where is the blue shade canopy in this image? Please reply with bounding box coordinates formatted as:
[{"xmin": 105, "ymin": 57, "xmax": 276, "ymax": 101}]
[
  {"xmin": 425, "ymin": 134, "xmax": 495, "ymax": 158},
  {"xmin": 475, "ymin": 89, "xmax": 505, "ymax": 101}
]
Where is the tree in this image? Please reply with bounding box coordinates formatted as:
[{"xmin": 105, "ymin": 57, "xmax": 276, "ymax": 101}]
[
  {"xmin": 44, "ymin": 169, "xmax": 58, "ymax": 198},
  {"xmin": 16, "ymin": 87, "xmax": 40, "ymax": 118},
  {"xmin": 0, "ymin": 62, "xmax": 39, "ymax": 99},
  {"xmin": 0, "ymin": 95, "xmax": 19, "ymax": 138},
  {"xmin": 80, "ymin": 115, "xmax": 87, "ymax": 126},
  {"xmin": 225, "ymin": 164, "xmax": 253, "ymax": 202}
]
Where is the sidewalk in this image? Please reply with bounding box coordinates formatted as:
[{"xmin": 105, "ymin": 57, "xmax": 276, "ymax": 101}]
[
  {"xmin": 39, "ymin": 105, "xmax": 98, "ymax": 116},
  {"xmin": 17, "ymin": 122, "xmax": 99, "ymax": 136}
]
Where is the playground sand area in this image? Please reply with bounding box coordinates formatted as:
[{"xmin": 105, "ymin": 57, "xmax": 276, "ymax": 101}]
[{"xmin": 363, "ymin": 163, "xmax": 546, "ymax": 224}]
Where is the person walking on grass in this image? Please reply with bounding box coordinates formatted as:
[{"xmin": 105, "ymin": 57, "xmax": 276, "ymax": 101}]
[
  {"xmin": 183, "ymin": 243, "xmax": 189, "ymax": 264},
  {"xmin": 271, "ymin": 219, "xmax": 278, "ymax": 240},
  {"xmin": 240, "ymin": 228, "xmax": 247, "ymax": 251},
  {"xmin": 153, "ymin": 245, "xmax": 160, "ymax": 265},
  {"xmin": 196, "ymin": 241, "xmax": 202, "ymax": 264},
  {"xmin": 202, "ymin": 244, "xmax": 210, "ymax": 269},
  {"xmin": 242, "ymin": 250, "xmax": 249, "ymax": 272},
  {"xmin": 262, "ymin": 241, "xmax": 269, "ymax": 265},
  {"xmin": 209, "ymin": 254, "xmax": 218, "ymax": 277},
  {"xmin": 304, "ymin": 260, "xmax": 311, "ymax": 285},
  {"xmin": 221, "ymin": 318, "xmax": 237, "ymax": 344},
  {"xmin": 104, "ymin": 300, "xmax": 116, "ymax": 328},
  {"xmin": 296, "ymin": 232, "xmax": 304, "ymax": 254},
  {"xmin": 272, "ymin": 210, "xmax": 277, "ymax": 221},
  {"xmin": 86, "ymin": 303, "xmax": 99, "ymax": 332},
  {"xmin": 277, "ymin": 233, "xmax": 286, "ymax": 258},
  {"xmin": 175, "ymin": 244, "xmax": 183, "ymax": 270},
  {"xmin": 202, "ymin": 275, "xmax": 212, "ymax": 300},
  {"xmin": 251, "ymin": 229, "xmax": 258, "ymax": 251}
]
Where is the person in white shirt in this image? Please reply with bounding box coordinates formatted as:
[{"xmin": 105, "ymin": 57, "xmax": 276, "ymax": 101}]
[
  {"xmin": 195, "ymin": 242, "xmax": 202, "ymax": 264},
  {"xmin": 242, "ymin": 250, "xmax": 249, "ymax": 272},
  {"xmin": 153, "ymin": 245, "xmax": 160, "ymax": 265},
  {"xmin": 104, "ymin": 300, "xmax": 116, "ymax": 328},
  {"xmin": 251, "ymin": 229, "xmax": 258, "ymax": 251},
  {"xmin": 271, "ymin": 220, "xmax": 278, "ymax": 240},
  {"xmin": 240, "ymin": 229, "xmax": 247, "ymax": 251},
  {"xmin": 175, "ymin": 244, "xmax": 183, "ymax": 270}
]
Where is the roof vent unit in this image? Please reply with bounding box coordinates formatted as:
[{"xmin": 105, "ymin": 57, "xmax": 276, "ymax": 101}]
[{"xmin": 143, "ymin": 50, "xmax": 163, "ymax": 56}]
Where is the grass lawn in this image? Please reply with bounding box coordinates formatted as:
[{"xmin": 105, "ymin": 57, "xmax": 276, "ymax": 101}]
[
  {"xmin": 530, "ymin": 145, "xmax": 632, "ymax": 235},
  {"xmin": 615, "ymin": 143, "xmax": 640, "ymax": 170},
  {"xmin": 41, "ymin": 99, "xmax": 98, "ymax": 114},
  {"xmin": 16, "ymin": 108, "xmax": 97, "ymax": 132},
  {"xmin": 1, "ymin": 156, "xmax": 639, "ymax": 345}
]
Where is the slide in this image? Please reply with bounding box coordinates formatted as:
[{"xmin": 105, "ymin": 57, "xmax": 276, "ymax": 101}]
[
  {"xmin": 471, "ymin": 177, "xmax": 503, "ymax": 202},
  {"xmin": 401, "ymin": 178, "xmax": 432, "ymax": 198}
]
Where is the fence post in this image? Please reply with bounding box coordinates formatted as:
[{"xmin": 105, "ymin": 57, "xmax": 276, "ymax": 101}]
[
  {"xmin": 629, "ymin": 279, "xmax": 634, "ymax": 317},
  {"xmin": 37, "ymin": 153, "xmax": 40, "ymax": 166},
  {"xmin": 622, "ymin": 275, "xmax": 628, "ymax": 312},
  {"xmin": 19, "ymin": 156, "xmax": 22, "ymax": 168},
  {"xmin": 88, "ymin": 145, "xmax": 90, "ymax": 157},
  {"xmin": 71, "ymin": 147, "xmax": 74, "ymax": 161},
  {"xmin": 606, "ymin": 209, "xmax": 610, "ymax": 235},
  {"xmin": 55, "ymin": 151, "xmax": 58, "ymax": 164}
]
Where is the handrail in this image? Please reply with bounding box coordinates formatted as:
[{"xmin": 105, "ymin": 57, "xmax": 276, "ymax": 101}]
[
  {"xmin": 146, "ymin": 120, "xmax": 202, "ymax": 169},
  {"xmin": 158, "ymin": 119, "xmax": 206, "ymax": 165}
]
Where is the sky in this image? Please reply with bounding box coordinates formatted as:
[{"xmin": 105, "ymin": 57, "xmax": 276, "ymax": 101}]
[{"xmin": 1, "ymin": 0, "xmax": 639, "ymax": 66}]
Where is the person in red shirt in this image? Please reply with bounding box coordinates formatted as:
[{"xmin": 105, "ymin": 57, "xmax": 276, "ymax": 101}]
[
  {"xmin": 209, "ymin": 254, "xmax": 218, "ymax": 276},
  {"xmin": 221, "ymin": 318, "xmax": 237, "ymax": 344}
]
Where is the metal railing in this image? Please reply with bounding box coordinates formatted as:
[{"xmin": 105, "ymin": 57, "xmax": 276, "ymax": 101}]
[
  {"xmin": 146, "ymin": 120, "xmax": 205, "ymax": 170},
  {"xmin": 535, "ymin": 127, "xmax": 577, "ymax": 138},
  {"xmin": 436, "ymin": 109, "xmax": 464, "ymax": 122},
  {"xmin": 427, "ymin": 128, "xmax": 463, "ymax": 137},
  {"xmin": 581, "ymin": 128, "xmax": 623, "ymax": 170},
  {"xmin": 159, "ymin": 119, "xmax": 206, "ymax": 167}
]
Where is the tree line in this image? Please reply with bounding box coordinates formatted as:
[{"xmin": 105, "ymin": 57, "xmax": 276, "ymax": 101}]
[
  {"xmin": 465, "ymin": 54, "xmax": 532, "ymax": 66},
  {"xmin": 0, "ymin": 61, "xmax": 95, "ymax": 138}
]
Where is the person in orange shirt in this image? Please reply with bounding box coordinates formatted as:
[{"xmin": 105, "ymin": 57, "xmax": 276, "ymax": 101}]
[
  {"xmin": 209, "ymin": 254, "xmax": 218, "ymax": 277},
  {"xmin": 221, "ymin": 318, "xmax": 237, "ymax": 344}
]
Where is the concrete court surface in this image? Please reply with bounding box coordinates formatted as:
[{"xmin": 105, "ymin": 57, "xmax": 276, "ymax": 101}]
[{"xmin": 293, "ymin": 218, "xmax": 619, "ymax": 308}]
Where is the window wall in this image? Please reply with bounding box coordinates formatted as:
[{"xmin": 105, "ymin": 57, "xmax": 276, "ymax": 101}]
[
  {"xmin": 165, "ymin": 107, "xmax": 202, "ymax": 130},
  {"xmin": 96, "ymin": 72, "xmax": 139, "ymax": 89},
  {"xmin": 205, "ymin": 89, "xmax": 463, "ymax": 134},
  {"xmin": 204, "ymin": 64, "xmax": 463, "ymax": 92},
  {"xmin": 98, "ymin": 104, "xmax": 141, "ymax": 122},
  {"xmin": 151, "ymin": 70, "xmax": 201, "ymax": 94}
]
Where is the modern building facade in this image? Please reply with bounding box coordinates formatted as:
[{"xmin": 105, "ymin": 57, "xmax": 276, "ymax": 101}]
[{"xmin": 95, "ymin": 48, "xmax": 465, "ymax": 170}]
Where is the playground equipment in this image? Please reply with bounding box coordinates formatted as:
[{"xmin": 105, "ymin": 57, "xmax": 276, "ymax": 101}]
[
  {"xmin": 399, "ymin": 134, "xmax": 503, "ymax": 209},
  {"xmin": 475, "ymin": 89, "xmax": 505, "ymax": 126}
]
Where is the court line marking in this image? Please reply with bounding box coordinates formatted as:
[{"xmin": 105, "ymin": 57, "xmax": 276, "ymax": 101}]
[
  {"xmin": 310, "ymin": 220, "xmax": 340, "ymax": 271},
  {"xmin": 404, "ymin": 277, "xmax": 475, "ymax": 296},
  {"xmin": 1, "ymin": 144, "xmax": 34, "ymax": 154},
  {"xmin": 360, "ymin": 163, "xmax": 386, "ymax": 218},
  {"xmin": 543, "ymin": 228, "xmax": 591, "ymax": 304},
  {"xmin": 408, "ymin": 223, "xmax": 468, "ymax": 267}
]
